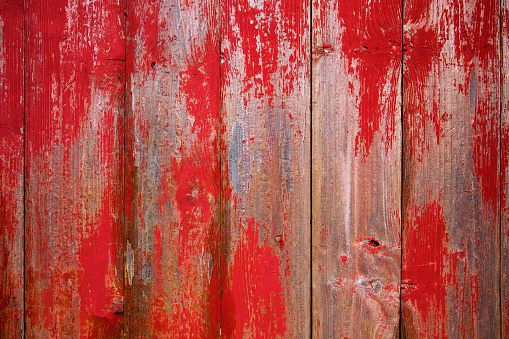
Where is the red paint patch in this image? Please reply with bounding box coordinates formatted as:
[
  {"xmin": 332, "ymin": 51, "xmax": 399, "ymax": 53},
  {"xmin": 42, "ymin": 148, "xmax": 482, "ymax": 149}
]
[
  {"xmin": 222, "ymin": 217, "xmax": 286, "ymax": 338},
  {"xmin": 222, "ymin": 0, "xmax": 305, "ymax": 106},
  {"xmin": 0, "ymin": 0, "xmax": 24, "ymax": 335},
  {"xmin": 79, "ymin": 185, "xmax": 123, "ymax": 337},
  {"xmin": 340, "ymin": 254, "xmax": 349, "ymax": 264},
  {"xmin": 402, "ymin": 199, "xmax": 449, "ymax": 338},
  {"xmin": 403, "ymin": 198, "xmax": 484, "ymax": 337},
  {"xmin": 168, "ymin": 25, "xmax": 221, "ymax": 337},
  {"xmin": 404, "ymin": 1, "xmax": 447, "ymax": 160},
  {"xmin": 336, "ymin": 0, "xmax": 402, "ymax": 157}
]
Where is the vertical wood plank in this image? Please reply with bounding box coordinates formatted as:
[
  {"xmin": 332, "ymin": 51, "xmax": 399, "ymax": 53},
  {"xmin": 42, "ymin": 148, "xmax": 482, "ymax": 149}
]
[
  {"xmin": 124, "ymin": 0, "xmax": 221, "ymax": 336},
  {"xmin": 25, "ymin": 0, "xmax": 126, "ymax": 336},
  {"xmin": 0, "ymin": 0, "xmax": 24, "ymax": 337},
  {"xmin": 502, "ymin": 0, "xmax": 509, "ymax": 336},
  {"xmin": 401, "ymin": 0, "xmax": 500, "ymax": 337},
  {"xmin": 220, "ymin": 0, "xmax": 310, "ymax": 337},
  {"xmin": 312, "ymin": 0, "xmax": 402, "ymax": 337}
]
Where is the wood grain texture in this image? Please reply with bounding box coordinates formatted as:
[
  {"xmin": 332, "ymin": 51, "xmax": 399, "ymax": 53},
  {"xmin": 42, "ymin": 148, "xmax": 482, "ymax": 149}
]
[
  {"xmin": 220, "ymin": 0, "xmax": 310, "ymax": 337},
  {"xmin": 401, "ymin": 0, "xmax": 500, "ymax": 337},
  {"xmin": 503, "ymin": 1, "xmax": 509, "ymax": 337},
  {"xmin": 0, "ymin": 0, "xmax": 24, "ymax": 337},
  {"xmin": 312, "ymin": 0, "xmax": 402, "ymax": 337},
  {"xmin": 124, "ymin": 0, "xmax": 221, "ymax": 337},
  {"xmin": 25, "ymin": 0, "xmax": 125, "ymax": 336}
]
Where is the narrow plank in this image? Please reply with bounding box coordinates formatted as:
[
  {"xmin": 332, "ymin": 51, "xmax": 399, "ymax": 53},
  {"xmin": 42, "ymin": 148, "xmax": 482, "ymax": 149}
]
[
  {"xmin": 124, "ymin": 0, "xmax": 221, "ymax": 336},
  {"xmin": 311, "ymin": 0, "xmax": 402, "ymax": 337},
  {"xmin": 25, "ymin": 0, "xmax": 126, "ymax": 336},
  {"xmin": 0, "ymin": 0, "xmax": 24, "ymax": 337},
  {"xmin": 220, "ymin": 0, "xmax": 310, "ymax": 337},
  {"xmin": 502, "ymin": 0, "xmax": 509, "ymax": 336},
  {"xmin": 401, "ymin": 0, "xmax": 500, "ymax": 337}
]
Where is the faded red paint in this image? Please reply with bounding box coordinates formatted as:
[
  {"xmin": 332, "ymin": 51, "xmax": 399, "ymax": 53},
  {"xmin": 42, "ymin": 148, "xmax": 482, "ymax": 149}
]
[
  {"xmin": 222, "ymin": 217, "xmax": 287, "ymax": 338},
  {"xmin": 0, "ymin": 0, "xmax": 24, "ymax": 336},
  {"xmin": 335, "ymin": 0, "xmax": 401, "ymax": 157}
]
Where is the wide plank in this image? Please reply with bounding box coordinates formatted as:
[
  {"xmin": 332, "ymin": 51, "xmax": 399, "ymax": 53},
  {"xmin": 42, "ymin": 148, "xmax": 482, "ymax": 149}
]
[
  {"xmin": 0, "ymin": 0, "xmax": 24, "ymax": 337},
  {"xmin": 220, "ymin": 0, "xmax": 311, "ymax": 337},
  {"xmin": 124, "ymin": 0, "xmax": 221, "ymax": 336},
  {"xmin": 312, "ymin": 0, "xmax": 402, "ymax": 337},
  {"xmin": 401, "ymin": 0, "xmax": 500, "ymax": 337},
  {"xmin": 25, "ymin": 0, "xmax": 126, "ymax": 336}
]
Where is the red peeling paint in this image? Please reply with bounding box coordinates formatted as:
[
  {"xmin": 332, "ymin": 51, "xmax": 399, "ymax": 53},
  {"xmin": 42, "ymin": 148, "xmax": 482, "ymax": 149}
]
[
  {"xmin": 403, "ymin": 198, "xmax": 484, "ymax": 338},
  {"xmin": 453, "ymin": 0, "xmax": 499, "ymax": 215},
  {"xmin": 340, "ymin": 255, "xmax": 349, "ymax": 264},
  {"xmin": 126, "ymin": 0, "xmax": 166, "ymax": 76},
  {"xmin": 402, "ymin": 199, "xmax": 449, "ymax": 338},
  {"xmin": 403, "ymin": 1, "xmax": 447, "ymax": 160},
  {"xmin": 0, "ymin": 0, "xmax": 24, "ymax": 335},
  {"xmin": 222, "ymin": 217, "xmax": 287, "ymax": 338},
  {"xmin": 25, "ymin": 0, "xmax": 125, "ymax": 335},
  {"xmin": 336, "ymin": 0, "xmax": 401, "ymax": 157},
  {"xmin": 79, "ymin": 184, "xmax": 123, "ymax": 337},
  {"xmin": 222, "ymin": 0, "xmax": 305, "ymax": 106},
  {"xmin": 168, "ymin": 26, "xmax": 221, "ymax": 337}
]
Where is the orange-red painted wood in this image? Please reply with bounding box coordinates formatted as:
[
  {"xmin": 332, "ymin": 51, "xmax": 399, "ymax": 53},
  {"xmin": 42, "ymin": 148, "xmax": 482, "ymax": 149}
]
[
  {"xmin": 124, "ymin": 0, "xmax": 221, "ymax": 336},
  {"xmin": 401, "ymin": 0, "xmax": 500, "ymax": 337},
  {"xmin": 220, "ymin": 0, "xmax": 311, "ymax": 337},
  {"xmin": 312, "ymin": 0, "xmax": 402, "ymax": 337},
  {"xmin": 0, "ymin": 0, "xmax": 24, "ymax": 337},
  {"xmin": 25, "ymin": 0, "xmax": 125, "ymax": 336}
]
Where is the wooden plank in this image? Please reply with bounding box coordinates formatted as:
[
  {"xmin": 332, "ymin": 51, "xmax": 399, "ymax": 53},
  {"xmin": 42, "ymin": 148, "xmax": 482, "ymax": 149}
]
[
  {"xmin": 124, "ymin": 0, "xmax": 221, "ymax": 336},
  {"xmin": 311, "ymin": 0, "xmax": 402, "ymax": 337},
  {"xmin": 0, "ymin": 0, "xmax": 24, "ymax": 337},
  {"xmin": 220, "ymin": 0, "xmax": 310, "ymax": 337},
  {"xmin": 25, "ymin": 0, "xmax": 126, "ymax": 336},
  {"xmin": 401, "ymin": 0, "xmax": 500, "ymax": 337},
  {"xmin": 502, "ymin": 1, "xmax": 509, "ymax": 337}
]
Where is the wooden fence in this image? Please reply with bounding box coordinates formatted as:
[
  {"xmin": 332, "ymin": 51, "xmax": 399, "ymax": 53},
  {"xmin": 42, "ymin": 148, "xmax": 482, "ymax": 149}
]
[{"xmin": 1, "ymin": 0, "xmax": 508, "ymax": 337}]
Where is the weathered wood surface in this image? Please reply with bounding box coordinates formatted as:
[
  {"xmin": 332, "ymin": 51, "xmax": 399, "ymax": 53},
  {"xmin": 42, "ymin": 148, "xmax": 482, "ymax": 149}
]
[
  {"xmin": 0, "ymin": 0, "xmax": 24, "ymax": 337},
  {"xmin": 124, "ymin": 0, "xmax": 221, "ymax": 336},
  {"xmin": 4, "ymin": 0, "xmax": 509, "ymax": 337},
  {"xmin": 25, "ymin": 0, "xmax": 125, "ymax": 336},
  {"xmin": 220, "ymin": 0, "xmax": 310, "ymax": 337},
  {"xmin": 503, "ymin": 1, "xmax": 509, "ymax": 337},
  {"xmin": 312, "ymin": 0, "xmax": 402, "ymax": 337},
  {"xmin": 401, "ymin": 0, "xmax": 500, "ymax": 337}
]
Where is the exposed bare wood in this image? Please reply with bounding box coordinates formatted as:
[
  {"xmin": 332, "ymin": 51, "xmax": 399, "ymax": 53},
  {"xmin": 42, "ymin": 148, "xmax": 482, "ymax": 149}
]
[{"xmin": 312, "ymin": 1, "xmax": 402, "ymax": 337}]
